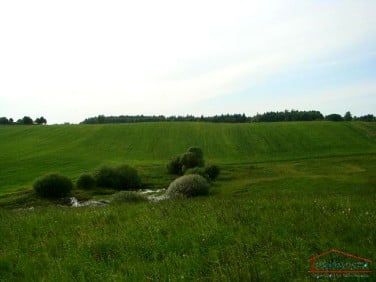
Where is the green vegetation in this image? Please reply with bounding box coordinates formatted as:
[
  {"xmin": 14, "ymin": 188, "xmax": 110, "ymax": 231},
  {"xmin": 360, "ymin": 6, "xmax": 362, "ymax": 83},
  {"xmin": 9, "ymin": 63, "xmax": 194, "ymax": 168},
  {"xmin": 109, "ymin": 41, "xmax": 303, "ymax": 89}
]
[
  {"xmin": 80, "ymin": 110, "xmax": 376, "ymax": 124},
  {"xmin": 167, "ymin": 147, "xmax": 206, "ymax": 175},
  {"xmin": 0, "ymin": 155, "xmax": 375, "ymax": 281},
  {"xmin": 94, "ymin": 164, "xmax": 142, "ymax": 190},
  {"xmin": 184, "ymin": 167, "xmax": 210, "ymax": 180},
  {"xmin": 204, "ymin": 164, "xmax": 220, "ymax": 181},
  {"xmin": 1, "ymin": 121, "xmax": 375, "ymax": 193},
  {"xmin": 112, "ymin": 191, "xmax": 148, "ymax": 204},
  {"xmin": 166, "ymin": 174, "xmax": 210, "ymax": 198},
  {"xmin": 33, "ymin": 173, "xmax": 73, "ymax": 198},
  {"xmin": 0, "ymin": 116, "xmax": 47, "ymax": 125},
  {"xmin": 325, "ymin": 113, "xmax": 344, "ymax": 121},
  {"xmin": 183, "ymin": 164, "xmax": 220, "ymax": 182},
  {"xmin": 76, "ymin": 173, "xmax": 96, "ymax": 190},
  {"xmin": 0, "ymin": 121, "xmax": 375, "ymax": 280}
]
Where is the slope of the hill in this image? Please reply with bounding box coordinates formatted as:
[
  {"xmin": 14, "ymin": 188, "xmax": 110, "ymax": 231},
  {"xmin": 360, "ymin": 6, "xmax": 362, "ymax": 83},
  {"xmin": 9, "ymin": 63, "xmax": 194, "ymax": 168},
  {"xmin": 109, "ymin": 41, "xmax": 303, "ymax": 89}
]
[{"xmin": 0, "ymin": 122, "xmax": 375, "ymax": 193}]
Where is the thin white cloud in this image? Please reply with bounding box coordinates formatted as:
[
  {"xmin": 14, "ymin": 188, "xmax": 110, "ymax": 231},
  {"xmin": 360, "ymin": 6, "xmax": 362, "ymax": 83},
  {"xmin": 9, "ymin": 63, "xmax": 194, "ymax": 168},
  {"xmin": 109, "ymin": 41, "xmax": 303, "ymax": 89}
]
[{"xmin": 0, "ymin": 0, "xmax": 375, "ymax": 123}]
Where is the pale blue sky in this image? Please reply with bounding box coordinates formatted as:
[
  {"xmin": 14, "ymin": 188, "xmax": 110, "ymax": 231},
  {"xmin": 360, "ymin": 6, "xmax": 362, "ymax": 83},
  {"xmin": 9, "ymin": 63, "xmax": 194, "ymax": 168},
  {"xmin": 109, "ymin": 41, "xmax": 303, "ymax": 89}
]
[{"xmin": 0, "ymin": 0, "xmax": 375, "ymax": 123}]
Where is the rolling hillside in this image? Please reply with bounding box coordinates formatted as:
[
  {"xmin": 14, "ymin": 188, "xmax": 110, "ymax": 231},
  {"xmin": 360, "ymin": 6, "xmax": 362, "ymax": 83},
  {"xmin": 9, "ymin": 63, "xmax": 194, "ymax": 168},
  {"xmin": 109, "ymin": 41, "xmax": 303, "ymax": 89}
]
[{"xmin": 0, "ymin": 121, "xmax": 375, "ymax": 193}]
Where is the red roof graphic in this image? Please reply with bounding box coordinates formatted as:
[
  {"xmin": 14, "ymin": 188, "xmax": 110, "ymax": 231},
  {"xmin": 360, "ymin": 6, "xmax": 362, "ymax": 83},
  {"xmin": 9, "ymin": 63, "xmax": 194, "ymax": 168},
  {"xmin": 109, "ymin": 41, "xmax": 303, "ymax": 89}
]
[{"xmin": 309, "ymin": 249, "xmax": 372, "ymax": 275}]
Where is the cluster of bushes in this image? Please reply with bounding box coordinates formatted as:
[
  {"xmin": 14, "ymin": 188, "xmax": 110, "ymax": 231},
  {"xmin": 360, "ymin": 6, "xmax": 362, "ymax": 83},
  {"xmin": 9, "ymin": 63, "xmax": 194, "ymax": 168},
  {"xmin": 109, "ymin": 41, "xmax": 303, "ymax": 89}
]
[
  {"xmin": 33, "ymin": 148, "xmax": 219, "ymax": 201},
  {"xmin": 165, "ymin": 147, "xmax": 220, "ymax": 198},
  {"xmin": 33, "ymin": 164, "xmax": 142, "ymax": 198},
  {"xmin": 167, "ymin": 147, "xmax": 220, "ymax": 181}
]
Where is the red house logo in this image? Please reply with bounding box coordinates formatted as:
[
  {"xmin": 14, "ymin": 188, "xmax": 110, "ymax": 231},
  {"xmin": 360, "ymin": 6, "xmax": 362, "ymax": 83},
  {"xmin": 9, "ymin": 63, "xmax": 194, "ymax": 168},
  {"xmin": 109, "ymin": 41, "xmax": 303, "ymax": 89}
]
[{"xmin": 309, "ymin": 249, "xmax": 372, "ymax": 278}]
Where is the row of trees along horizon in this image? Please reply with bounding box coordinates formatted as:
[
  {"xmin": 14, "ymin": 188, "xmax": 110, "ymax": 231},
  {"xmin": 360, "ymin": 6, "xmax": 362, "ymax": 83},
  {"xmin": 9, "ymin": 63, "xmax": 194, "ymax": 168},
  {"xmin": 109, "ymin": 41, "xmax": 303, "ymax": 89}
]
[
  {"xmin": 82, "ymin": 110, "xmax": 375, "ymax": 124},
  {"xmin": 0, "ymin": 116, "xmax": 46, "ymax": 125},
  {"xmin": 1, "ymin": 111, "xmax": 375, "ymax": 126}
]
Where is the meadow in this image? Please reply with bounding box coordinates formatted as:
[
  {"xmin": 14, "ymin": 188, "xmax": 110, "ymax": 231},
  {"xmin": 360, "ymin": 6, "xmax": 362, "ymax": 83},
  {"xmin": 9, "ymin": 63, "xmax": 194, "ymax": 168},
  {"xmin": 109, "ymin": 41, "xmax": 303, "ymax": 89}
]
[{"xmin": 0, "ymin": 121, "xmax": 375, "ymax": 281}]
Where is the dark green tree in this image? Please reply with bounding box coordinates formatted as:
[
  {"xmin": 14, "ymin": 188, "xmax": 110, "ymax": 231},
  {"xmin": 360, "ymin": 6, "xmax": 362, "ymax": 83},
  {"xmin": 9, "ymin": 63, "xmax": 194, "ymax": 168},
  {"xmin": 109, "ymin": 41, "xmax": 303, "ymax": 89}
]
[
  {"xmin": 97, "ymin": 115, "xmax": 106, "ymax": 124},
  {"xmin": 325, "ymin": 114, "xmax": 343, "ymax": 121},
  {"xmin": 356, "ymin": 114, "xmax": 375, "ymax": 122},
  {"xmin": 22, "ymin": 116, "xmax": 34, "ymax": 125},
  {"xmin": 344, "ymin": 111, "xmax": 352, "ymax": 121},
  {"xmin": 0, "ymin": 117, "xmax": 9, "ymax": 124},
  {"xmin": 35, "ymin": 116, "xmax": 47, "ymax": 125}
]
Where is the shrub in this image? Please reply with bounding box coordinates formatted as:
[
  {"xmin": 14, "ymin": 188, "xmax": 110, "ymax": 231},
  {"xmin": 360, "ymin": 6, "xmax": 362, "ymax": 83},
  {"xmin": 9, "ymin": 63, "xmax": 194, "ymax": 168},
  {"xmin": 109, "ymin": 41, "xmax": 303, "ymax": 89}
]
[
  {"xmin": 94, "ymin": 166, "xmax": 116, "ymax": 188},
  {"xmin": 33, "ymin": 173, "xmax": 73, "ymax": 198},
  {"xmin": 166, "ymin": 174, "xmax": 209, "ymax": 198},
  {"xmin": 114, "ymin": 164, "xmax": 142, "ymax": 189},
  {"xmin": 94, "ymin": 164, "xmax": 141, "ymax": 190},
  {"xmin": 167, "ymin": 156, "xmax": 183, "ymax": 175},
  {"xmin": 167, "ymin": 147, "xmax": 212, "ymax": 176},
  {"xmin": 184, "ymin": 167, "xmax": 210, "ymax": 180},
  {"xmin": 112, "ymin": 191, "xmax": 147, "ymax": 203},
  {"xmin": 205, "ymin": 164, "xmax": 220, "ymax": 181},
  {"xmin": 76, "ymin": 173, "xmax": 96, "ymax": 190},
  {"xmin": 180, "ymin": 152, "xmax": 204, "ymax": 170},
  {"xmin": 187, "ymin": 147, "xmax": 204, "ymax": 161}
]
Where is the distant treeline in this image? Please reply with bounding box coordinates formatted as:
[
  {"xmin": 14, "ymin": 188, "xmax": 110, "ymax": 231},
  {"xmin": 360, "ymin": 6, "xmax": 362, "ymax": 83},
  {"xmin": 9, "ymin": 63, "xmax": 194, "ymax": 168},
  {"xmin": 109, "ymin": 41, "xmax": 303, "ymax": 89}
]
[
  {"xmin": 0, "ymin": 116, "xmax": 47, "ymax": 125},
  {"xmin": 81, "ymin": 110, "xmax": 375, "ymax": 124}
]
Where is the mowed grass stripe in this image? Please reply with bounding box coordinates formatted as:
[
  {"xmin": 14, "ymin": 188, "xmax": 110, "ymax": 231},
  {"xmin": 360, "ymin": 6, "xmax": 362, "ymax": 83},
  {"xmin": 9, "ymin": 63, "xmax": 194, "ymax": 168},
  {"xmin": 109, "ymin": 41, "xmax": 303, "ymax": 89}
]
[{"xmin": 0, "ymin": 121, "xmax": 375, "ymax": 193}]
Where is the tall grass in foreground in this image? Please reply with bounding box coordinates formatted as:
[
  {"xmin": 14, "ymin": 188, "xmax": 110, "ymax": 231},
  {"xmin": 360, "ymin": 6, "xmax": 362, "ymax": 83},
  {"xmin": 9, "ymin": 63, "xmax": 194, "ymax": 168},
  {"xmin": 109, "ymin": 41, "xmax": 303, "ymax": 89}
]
[
  {"xmin": 1, "ymin": 155, "xmax": 375, "ymax": 281},
  {"xmin": 0, "ymin": 193, "xmax": 374, "ymax": 281}
]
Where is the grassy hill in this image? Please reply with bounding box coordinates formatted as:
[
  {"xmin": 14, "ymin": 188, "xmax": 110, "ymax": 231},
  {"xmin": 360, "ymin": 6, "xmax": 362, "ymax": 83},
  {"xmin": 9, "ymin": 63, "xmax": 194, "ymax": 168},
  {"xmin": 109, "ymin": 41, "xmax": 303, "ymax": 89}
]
[
  {"xmin": 0, "ymin": 121, "xmax": 375, "ymax": 280},
  {"xmin": 0, "ymin": 121, "xmax": 375, "ymax": 193}
]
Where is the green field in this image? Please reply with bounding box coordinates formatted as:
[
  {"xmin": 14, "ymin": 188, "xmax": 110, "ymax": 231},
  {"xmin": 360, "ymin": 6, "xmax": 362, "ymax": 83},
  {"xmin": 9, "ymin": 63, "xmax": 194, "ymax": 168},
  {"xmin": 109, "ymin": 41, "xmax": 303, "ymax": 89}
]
[
  {"xmin": 0, "ymin": 122, "xmax": 375, "ymax": 281},
  {"xmin": 0, "ymin": 121, "xmax": 375, "ymax": 193}
]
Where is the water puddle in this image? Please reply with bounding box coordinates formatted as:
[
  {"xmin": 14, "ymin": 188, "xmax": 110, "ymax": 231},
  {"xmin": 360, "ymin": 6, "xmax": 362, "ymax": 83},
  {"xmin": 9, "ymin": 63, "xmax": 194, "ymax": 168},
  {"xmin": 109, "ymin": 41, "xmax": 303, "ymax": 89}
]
[{"xmin": 69, "ymin": 197, "xmax": 110, "ymax": 208}]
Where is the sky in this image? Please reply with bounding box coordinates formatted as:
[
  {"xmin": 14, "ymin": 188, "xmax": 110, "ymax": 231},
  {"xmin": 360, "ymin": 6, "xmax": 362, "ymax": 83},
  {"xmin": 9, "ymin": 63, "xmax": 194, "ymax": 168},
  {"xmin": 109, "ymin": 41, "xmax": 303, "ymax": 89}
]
[{"xmin": 0, "ymin": 0, "xmax": 375, "ymax": 124}]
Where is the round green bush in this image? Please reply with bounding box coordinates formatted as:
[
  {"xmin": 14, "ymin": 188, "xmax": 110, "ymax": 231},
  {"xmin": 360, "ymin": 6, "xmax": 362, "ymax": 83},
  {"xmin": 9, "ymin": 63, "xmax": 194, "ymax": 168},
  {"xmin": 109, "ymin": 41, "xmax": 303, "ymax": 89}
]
[
  {"xmin": 76, "ymin": 173, "xmax": 96, "ymax": 190},
  {"xmin": 205, "ymin": 164, "xmax": 220, "ymax": 181},
  {"xmin": 180, "ymin": 152, "xmax": 204, "ymax": 170},
  {"xmin": 166, "ymin": 174, "xmax": 209, "ymax": 198},
  {"xmin": 184, "ymin": 167, "xmax": 210, "ymax": 180},
  {"xmin": 112, "ymin": 191, "xmax": 147, "ymax": 203},
  {"xmin": 94, "ymin": 166, "xmax": 116, "ymax": 188},
  {"xmin": 114, "ymin": 164, "xmax": 142, "ymax": 189},
  {"xmin": 94, "ymin": 164, "xmax": 141, "ymax": 190},
  {"xmin": 187, "ymin": 147, "xmax": 204, "ymax": 161},
  {"xmin": 33, "ymin": 173, "xmax": 73, "ymax": 198}
]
